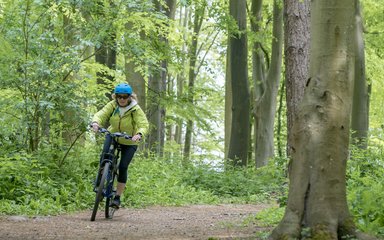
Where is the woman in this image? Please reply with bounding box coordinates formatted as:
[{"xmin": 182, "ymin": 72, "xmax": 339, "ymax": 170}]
[{"xmin": 91, "ymin": 83, "xmax": 149, "ymax": 208}]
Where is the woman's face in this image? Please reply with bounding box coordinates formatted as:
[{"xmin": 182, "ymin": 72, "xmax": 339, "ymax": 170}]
[{"xmin": 116, "ymin": 94, "xmax": 130, "ymax": 107}]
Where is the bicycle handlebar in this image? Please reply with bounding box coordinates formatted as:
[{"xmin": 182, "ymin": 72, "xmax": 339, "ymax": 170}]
[{"xmin": 92, "ymin": 126, "xmax": 132, "ymax": 140}]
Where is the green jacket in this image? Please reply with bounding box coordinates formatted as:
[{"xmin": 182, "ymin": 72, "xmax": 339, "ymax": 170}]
[{"xmin": 92, "ymin": 100, "xmax": 149, "ymax": 146}]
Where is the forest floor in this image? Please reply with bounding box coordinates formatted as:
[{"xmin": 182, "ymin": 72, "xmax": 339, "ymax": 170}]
[{"xmin": 0, "ymin": 204, "xmax": 273, "ymax": 240}]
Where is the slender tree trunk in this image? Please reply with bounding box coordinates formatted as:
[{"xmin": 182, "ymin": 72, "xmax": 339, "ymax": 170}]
[
  {"xmin": 94, "ymin": 0, "xmax": 116, "ymax": 102},
  {"xmin": 175, "ymin": 5, "xmax": 189, "ymax": 146},
  {"xmin": 62, "ymin": 8, "xmax": 81, "ymax": 144},
  {"xmin": 253, "ymin": 0, "xmax": 283, "ymax": 167},
  {"xmin": 351, "ymin": 0, "xmax": 369, "ymax": 150},
  {"xmin": 250, "ymin": 0, "xmax": 265, "ymax": 165},
  {"xmin": 270, "ymin": 0, "xmax": 362, "ymax": 238},
  {"xmin": 284, "ymin": 0, "xmax": 310, "ymax": 158},
  {"xmin": 147, "ymin": 0, "xmax": 176, "ymax": 155},
  {"xmin": 276, "ymin": 80, "xmax": 285, "ymax": 157},
  {"xmin": 147, "ymin": 71, "xmax": 163, "ymax": 154},
  {"xmin": 183, "ymin": 3, "xmax": 205, "ymax": 163},
  {"xmin": 224, "ymin": 40, "xmax": 232, "ymax": 160},
  {"xmin": 227, "ymin": 0, "xmax": 250, "ymax": 166}
]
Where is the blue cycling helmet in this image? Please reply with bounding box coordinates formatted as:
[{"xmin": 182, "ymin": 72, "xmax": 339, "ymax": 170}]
[{"xmin": 114, "ymin": 83, "xmax": 133, "ymax": 95}]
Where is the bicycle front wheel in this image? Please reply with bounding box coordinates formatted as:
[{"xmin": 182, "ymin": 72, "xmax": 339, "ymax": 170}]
[
  {"xmin": 90, "ymin": 162, "xmax": 110, "ymax": 221},
  {"xmin": 105, "ymin": 169, "xmax": 117, "ymax": 219}
]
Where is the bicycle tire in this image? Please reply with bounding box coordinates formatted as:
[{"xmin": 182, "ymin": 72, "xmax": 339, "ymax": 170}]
[
  {"xmin": 90, "ymin": 162, "xmax": 110, "ymax": 221},
  {"xmin": 105, "ymin": 168, "xmax": 117, "ymax": 219},
  {"xmin": 105, "ymin": 197, "xmax": 111, "ymax": 218}
]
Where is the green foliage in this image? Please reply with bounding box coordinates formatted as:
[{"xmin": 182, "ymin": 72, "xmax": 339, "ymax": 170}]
[
  {"xmin": 0, "ymin": 2, "xmax": 382, "ymax": 240},
  {"xmin": 363, "ymin": 0, "xmax": 384, "ymax": 130},
  {"xmin": 243, "ymin": 205, "xmax": 284, "ymax": 227},
  {"xmin": 236, "ymin": 205, "xmax": 284, "ymax": 239},
  {"xmin": 182, "ymin": 160, "xmax": 287, "ymax": 203},
  {"xmin": 0, "ymin": 142, "xmax": 287, "ymax": 216},
  {"xmin": 347, "ymin": 147, "xmax": 384, "ymax": 238},
  {"xmin": 1, "ymin": 142, "xmax": 383, "ymax": 240},
  {"xmin": 0, "ymin": 147, "xmax": 96, "ymax": 215},
  {"xmin": 125, "ymin": 154, "xmax": 220, "ymax": 207}
]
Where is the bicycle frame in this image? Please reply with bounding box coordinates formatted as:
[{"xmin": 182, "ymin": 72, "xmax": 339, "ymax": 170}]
[
  {"xmin": 91, "ymin": 128, "xmax": 131, "ymax": 221},
  {"xmin": 98, "ymin": 147, "xmax": 120, "ymax": 199}
]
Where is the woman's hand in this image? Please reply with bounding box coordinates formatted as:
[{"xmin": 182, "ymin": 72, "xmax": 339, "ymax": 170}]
[{"xmin": 131, "ymin": 133, "xmax": 142, "ymax": 142}]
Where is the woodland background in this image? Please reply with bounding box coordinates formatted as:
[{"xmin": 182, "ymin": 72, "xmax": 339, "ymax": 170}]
[{"xmin": 0, "ymin": 0, "xmax": 383, "ymax": 238}]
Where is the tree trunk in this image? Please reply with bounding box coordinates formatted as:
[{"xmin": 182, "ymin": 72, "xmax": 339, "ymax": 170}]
[
  {"xmin": 62, "ymin": 10, "xmax": 81, "ymax": 144},
  {"xmin": 250, "ymin": 0, "xmax": 264, "ymax": 165},
  {"xmin": 175, "ymin": 5, "xmax": 189, "ymax": 145},
  {"xmin": 270, "ymin": 0, "xmax": 359, "ymax": 238},
  {"xmin": 183, "ymin": 2, "xmax": 205, "ymax": 163},
  {"xmin": 351, "ymin": 0, "xmax": 369, "ymax": 150},
  {"xmin": 284, "ymin": 0, "xmax": 310, "ymax": 158},
  {"xmin": 253, "ymin": 0, "xmax": 283, "ymax": 167},
  {"xmin": 227, "ymin": 0, "xmax": 250, "ymax": 166},
  {"xmin": 224, "ymin": 39, "xmax": 232, "ymax": 160},
  {"xmin": 124, "ymin": 20, "xmax": 146, "ymax": 110},
  {"xmin": 147, "ymin": 71, "xmax": 163, "ymax": 154},
  {"xmin": 146, "ymin": 0, "xmax": 176, "ymax": 155},
  {"xmin": 94, "ymin": 0, "xmax": 116, "ymax": 102},
  {"xmin": 125, "ymin": 57, "xmax": 146, "ymax": 110}
]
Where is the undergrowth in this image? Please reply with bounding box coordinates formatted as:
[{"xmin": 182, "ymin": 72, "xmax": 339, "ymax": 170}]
[
  {"xmin": 0, "ymin": 142, "xmax": 383, "ymax": 238},
  {"xmin": 0, "ymin": 142, "xmax": 286, "ymax": 216}
]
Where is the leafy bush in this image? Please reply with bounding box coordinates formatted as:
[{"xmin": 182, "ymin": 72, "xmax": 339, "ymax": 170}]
[
  {"xmin": 125, "ymin": 154, "xmax": 219, "ymax": 207},
  {"xmin": 0, "ymin": 144, "xmax": 289, "ymax": 216},
  {"xmin": 347, "ymin": 147, "xmax": 384, "ymax": 238},
  {"xmin": 182, "ymin": 160, "xmax": 287, "ymax": 203},
  {"xmin": 0, "ymin": 146, "xmax": 96, "ymax": 216},
  {"xmin": 6, "ymin": 143, "xmax": 384, "ymax": 240}
]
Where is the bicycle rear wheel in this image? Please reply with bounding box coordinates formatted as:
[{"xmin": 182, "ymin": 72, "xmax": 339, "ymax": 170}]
[{"xmin": 90, "ymin": 162, "xmax": 110, "ymax": 221}]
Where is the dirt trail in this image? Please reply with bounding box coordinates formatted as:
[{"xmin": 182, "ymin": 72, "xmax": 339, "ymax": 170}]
[{"xmin": 0, "ymin": 204, "xmax": 272, "ymax": 240}]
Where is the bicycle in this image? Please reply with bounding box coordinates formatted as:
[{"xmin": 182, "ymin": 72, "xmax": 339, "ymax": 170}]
[{"xmin": 90, "ymin": 127, "xmax": 132, "ymax": 221}]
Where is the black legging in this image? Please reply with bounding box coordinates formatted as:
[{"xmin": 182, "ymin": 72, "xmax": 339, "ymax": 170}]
[
  {"xmin": 117, "ymin": 144, "xmax": 137, "ymax": 183},
  {"xmin": 101, "ymin": 135, "xmax": 137, "ymax": 184}
]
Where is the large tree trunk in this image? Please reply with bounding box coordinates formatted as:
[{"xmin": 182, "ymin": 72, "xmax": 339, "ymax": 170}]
[
  {"xmin": 253, "ymin": 0, "xmax": 283, "ymax": 167},
  {"xmin": 351, "ymin": 0, "xmax": 369, "ymax": 150},
  {"xmin": 227, "ymin": 0, "xmax": 250, "ymax": 166},
  {"xmin": 124, "ymin": 20, "xmax": 146, "ymax": 110},
  {"xmin": 125, "ymin": 57, "xmax": 146, "ymax": 110},
  {"xmin": 284, "ymin": 0, "xmax": 310, "ymax": 158},
  {"xmin": 270, "ymin": 0, "xmax": 361, "ymax": 238}
]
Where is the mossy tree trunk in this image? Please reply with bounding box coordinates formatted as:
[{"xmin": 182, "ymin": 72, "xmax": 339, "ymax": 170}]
[{"xmin": 270, "ymin": 0, "xmax": 363, "ymax": 239}]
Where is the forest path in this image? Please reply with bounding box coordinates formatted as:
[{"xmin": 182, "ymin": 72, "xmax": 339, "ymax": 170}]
[{"xmin": 0, "ymin": 204, "xmax": 272, "ymax": 240}]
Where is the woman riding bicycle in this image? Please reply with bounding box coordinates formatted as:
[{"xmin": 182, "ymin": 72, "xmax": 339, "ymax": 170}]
[{"xmin": 91, "ymin": 83, "xmax": 149, "ymax": 208}]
